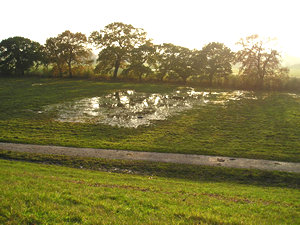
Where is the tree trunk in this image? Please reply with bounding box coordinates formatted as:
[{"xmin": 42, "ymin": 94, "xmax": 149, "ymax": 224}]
[
  {"xmin": 15, "ymin": 66, "xmax": 24, "ymax": 76},
  {"xmin": 209, "ymin": 73, "xmax": 213, "ymax": 87},
  {"xmin": 113, "ymin": 59, "xmax": 120, "ymax": 80},
  {"xmin": 57, "ymin": 62, "xmax": 63, "ymax": 77},
  {"xmin": 257, "ymin": 76, "xmax": 264, "ymax": 89},
  {"xmin": 159, "ymin": 73, "xmax": 165, "ymax": 82},
  {"xmin": 68, "ymin": 60, "xmax": 72, "ymax": 78}
]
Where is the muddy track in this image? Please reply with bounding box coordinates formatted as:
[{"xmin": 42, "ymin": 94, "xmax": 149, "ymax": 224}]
[{"xmin": 0, "ymin": 142, "xmax": 299, "ymax": 173}]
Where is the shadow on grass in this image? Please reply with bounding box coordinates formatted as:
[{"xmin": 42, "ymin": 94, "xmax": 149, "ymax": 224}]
[{"xmin": 0, "ymin": 149, "xmax": 299, "ymax": 189}]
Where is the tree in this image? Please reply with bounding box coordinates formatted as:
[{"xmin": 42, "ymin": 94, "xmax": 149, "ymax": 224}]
[
  {"xmin": 121, "ymin": 41, "xmax": 156, "ymax": 81},
  {"xmin": 90, "ymin": 22, "xmax": 148, "ymax": 79},
  {"xmin": 94, "ymin": 46, "xmax": 120, "ymax": 76},
  {"xmin": 45, "ymin": 30, "xmax": 91, "ymax": 77},
  {"xmin": 45, "ymin": 37, "xmax": 65, "ymax": 76},
  {"xmin": 59, "ymin": 30, "xmax": 91, "ymax": 78},
  {"xmin": 156, "ymin": 43, "xmax": 197, "ymax": 83},
  {"xmin": 201, "ymin": 42, "xmax": 234, "ymax": 86},
  {"xmin": 0, "ymin": 36, "xmax": 43, "ymax": 75},
  {"xmin": 235, "ymin": 34, "xmax": 289, "ymax": 88}
]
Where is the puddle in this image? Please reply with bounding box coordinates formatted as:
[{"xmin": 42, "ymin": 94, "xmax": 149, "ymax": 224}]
[
  {"xmin": 286, "ymin": 93, "xmax": 300, "ymax": 99},
  {"xmin": 43, "ymin": 88, "xmax": 257, "ymax": 128}
]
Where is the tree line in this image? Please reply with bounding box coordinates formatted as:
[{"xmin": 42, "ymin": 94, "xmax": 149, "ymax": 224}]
[{"xmin": 0, "ymin": 22, "xmax": 296, "ymax": 90}]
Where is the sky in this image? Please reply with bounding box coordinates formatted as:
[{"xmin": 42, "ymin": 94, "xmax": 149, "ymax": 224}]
[{"xmin": 1, "ymin": 0, "xmax": 300, "ymax": 65}]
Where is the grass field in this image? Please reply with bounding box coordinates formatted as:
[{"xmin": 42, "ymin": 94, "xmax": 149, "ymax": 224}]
[
  {"xmin": 0, "ymin": 77, "xmax": 299, "ymax": 224},
  {"xmin": 0, "ymin": 159, "xmax": 299, "ymax": 225},
  {"xmin": 0, "ymin": 77, "xmax": 299, "ymax": 162}
]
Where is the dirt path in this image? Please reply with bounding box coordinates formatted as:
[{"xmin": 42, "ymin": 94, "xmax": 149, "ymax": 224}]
[{"xmin": 0, "ymin": 142, "xmax": 299, "ymax": 173}]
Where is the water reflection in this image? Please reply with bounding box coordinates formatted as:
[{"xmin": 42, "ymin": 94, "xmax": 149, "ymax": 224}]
[
  {"xmin": 32, "ymin": 83, "xmax": 43, "ymax": 86},
  {"xmin": 286, "ymin": 93, "xmax": 300, "ymax": 99},
  {"xmin": 44, "ymin": 88, "xmax": 258, "ymax": 128}
]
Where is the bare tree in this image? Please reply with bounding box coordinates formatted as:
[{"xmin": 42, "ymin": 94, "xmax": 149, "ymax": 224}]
[{"xmin": 235, "ymin": 34, "xmax": 289, "ymax": 88}]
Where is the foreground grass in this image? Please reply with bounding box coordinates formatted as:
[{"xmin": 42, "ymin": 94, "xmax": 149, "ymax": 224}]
[
  {"xmin": 0, "ymin": 77, "xmax": 299, "ymax": 162},
  {"xmin": 0, "ymin": 159, "xmax": 299, "ymax": 225}
]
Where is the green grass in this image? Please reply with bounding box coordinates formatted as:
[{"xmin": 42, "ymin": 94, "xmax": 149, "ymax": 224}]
[
  {"xmin": 1, "ymin": 77, "xmax": 299, "ymax": 224},
  {"xmin": 0, "ymin": 77, "xmax": 299, "ymax": 162},
  {"xmin": 0, "ymin": 158, "xmax": 299, "ymax": 225}
]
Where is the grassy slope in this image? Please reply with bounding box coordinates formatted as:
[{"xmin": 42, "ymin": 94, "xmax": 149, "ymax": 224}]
[
  {"xmin": 0, "ymin": 77, "xmax": 299, "ymax": 162},
  {"xmin": 0, "ymin": 159, "xmax": 299, "ymax": 225}
]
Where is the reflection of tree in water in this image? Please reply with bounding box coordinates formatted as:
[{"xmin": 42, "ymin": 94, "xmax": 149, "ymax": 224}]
[
  {"xmin": 114, "ymin": 92, "xmax": 122, "ymax": 107},
  {"xmin": 44, "ymin": 88, "xmax": 259, "ymax": 128}
]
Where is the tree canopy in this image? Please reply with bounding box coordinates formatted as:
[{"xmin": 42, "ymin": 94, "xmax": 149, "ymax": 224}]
[
  {"xmin": 235, "ymin": 34, "xmax": 289, "ymax": 88},
  {"xmin": 155, "ymin": 43, "xmax": 198, "ymax": 83},
  {"xmin": 89, "ymin": 22, "xmax": 148, "ymax": 79},
  {"xmin": 0, "ymin": 22, "xmax": 294, "ymax": 90},
  {"xmin": 201, "ymin": 42, "xmax": 234, "ymax": 86},
  {"xmin": 121, "ymin": 41, "xmax": 156, "ymax": 81},
  {"xmin": 0, "ymin": 36, "xmax": 42, "ymax": 75},
  {"xmin": 45, "ymin": 30, "xmax": 91, "ymax": 77}
]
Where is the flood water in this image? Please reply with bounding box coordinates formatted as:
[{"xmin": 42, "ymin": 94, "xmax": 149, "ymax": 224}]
[{"xmin": 43, "ymin": 88, "xmax": 258, "ymax": 128}]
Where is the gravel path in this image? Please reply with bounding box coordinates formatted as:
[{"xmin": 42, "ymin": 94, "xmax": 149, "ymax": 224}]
[{"xmin": 0, "ymin": 142, "xmax": 299, "ymax": 173}]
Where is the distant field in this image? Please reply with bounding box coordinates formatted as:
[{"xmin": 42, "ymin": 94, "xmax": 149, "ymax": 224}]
[
  {"xmin": 0, "ymin": 159, "xmax": 299, "ymax": 224},
  {"xmin": 290, "ymin": 68, "xmax": 300, "ymax": 78},
  {"xmin": 0, "ymin": 77, "xmax": 299, "ymax": 162},
  {"xmin": 233, "ymin": 67, "xmax": 300, "ymax": 78}
]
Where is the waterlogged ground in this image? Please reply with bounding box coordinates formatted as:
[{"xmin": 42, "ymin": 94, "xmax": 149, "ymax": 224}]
[
  {"xmin": 0, "ymin": 78, "xmax": 299, "ymax": 162},
  {"xmin": 43, "ymin": 88, "xmax": 259, "ymax": 128}
]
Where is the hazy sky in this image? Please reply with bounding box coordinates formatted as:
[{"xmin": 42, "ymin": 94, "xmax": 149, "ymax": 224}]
[{"xmin": 1, "ymin": 0, "xmax": 299, "ymax": 63}]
